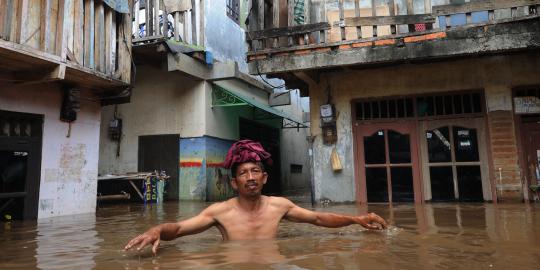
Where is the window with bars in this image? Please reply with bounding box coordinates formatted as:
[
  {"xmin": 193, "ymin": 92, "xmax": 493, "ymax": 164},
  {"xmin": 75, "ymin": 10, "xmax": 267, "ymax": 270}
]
[
  {"xmin": 227, "ymin": 0, "xmax": 240, "ymax": 24},
  {"xmin": 355, "ymin": 92, "xmax": 484, "ymax": 121}
]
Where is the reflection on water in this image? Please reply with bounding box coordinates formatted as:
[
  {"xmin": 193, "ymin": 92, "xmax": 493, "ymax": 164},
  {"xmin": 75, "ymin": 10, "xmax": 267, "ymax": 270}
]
[{"xmin": 1, "ymin": 202, "xmax": 540, "ymax": 269}]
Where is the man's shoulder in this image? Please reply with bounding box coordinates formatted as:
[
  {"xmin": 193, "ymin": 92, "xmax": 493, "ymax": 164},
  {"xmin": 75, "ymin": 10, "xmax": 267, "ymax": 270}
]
[
  {"xmin": 267, "ymin": 196, "xmax": 295, "ymax": 208},
  {"xmin": 204, "ymin": 199, "xmax": 235, "ymax": 214}
]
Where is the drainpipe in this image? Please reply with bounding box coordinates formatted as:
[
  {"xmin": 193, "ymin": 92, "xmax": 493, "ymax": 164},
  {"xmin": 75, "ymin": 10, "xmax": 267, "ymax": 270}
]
[{"xmin": 308, "ymin": 135, "xmax": 316, "ymax": 205}]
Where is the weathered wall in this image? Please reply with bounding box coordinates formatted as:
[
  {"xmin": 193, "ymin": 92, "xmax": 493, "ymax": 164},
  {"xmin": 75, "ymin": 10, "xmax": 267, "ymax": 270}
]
[
  {"xmin": 204, "ymin": 0, "xmax": 249, "ymax": 72},
  {"xmin": 179, "ymin": 136, "xmax": 235, "ymax": 201},
  {"xmin": 1, "ymin": 84, "xmax": 101, "ymax": 218},
  {"xmin": 99, "ymin": 64, "xmax": 205, "ymax": 175},
  {"xmin": 309, "ymin": 52, "xmax": 540, "ymax": 202}
]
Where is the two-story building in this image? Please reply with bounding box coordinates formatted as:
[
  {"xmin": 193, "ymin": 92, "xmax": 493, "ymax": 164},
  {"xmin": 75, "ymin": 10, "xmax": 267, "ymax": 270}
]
[
  {"xmin": 1, "ymin": 0, "xmax": 132, "ymax": 219},
  {"xmin": 97, "ymin": 0, "xmax": 312, "ymax": 202},
  {"xmin": 246, "ymin": 0, "xmax": 540, "ymax": 203}
]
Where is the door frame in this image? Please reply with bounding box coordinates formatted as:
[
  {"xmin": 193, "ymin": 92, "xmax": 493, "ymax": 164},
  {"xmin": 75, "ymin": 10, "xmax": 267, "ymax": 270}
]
[
  {"xmin": 418, "ymin": 118, "xmax": 492, "ymax": 201},
  {"xmin": 353, "ymin": 121, "xmax": 423, "ymax": 203}
]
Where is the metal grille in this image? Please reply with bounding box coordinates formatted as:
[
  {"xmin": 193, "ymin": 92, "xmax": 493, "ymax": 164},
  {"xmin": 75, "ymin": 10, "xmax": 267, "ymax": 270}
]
[
  {"xmin": 0, "ymin": 111, "xmax": 43, "ymax": 138},
  {"xmin": 227, "ymin": 0, "xmax": 240, "ymax": 24},
  {"xmin": 355, "ymin": 91, "xmax": 484, "ymax": 121}
]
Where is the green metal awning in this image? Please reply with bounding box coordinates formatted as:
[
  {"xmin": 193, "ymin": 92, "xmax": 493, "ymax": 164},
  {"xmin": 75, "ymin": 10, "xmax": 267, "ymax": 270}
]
[{"xmin": 212, "ymin": 84, "xmax": 307, "ymax": 129}]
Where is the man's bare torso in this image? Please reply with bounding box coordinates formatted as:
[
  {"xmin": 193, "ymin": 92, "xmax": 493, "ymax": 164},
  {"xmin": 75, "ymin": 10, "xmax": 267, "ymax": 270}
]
[{"xmin": 209, "ymin": 196, "xmax": 290, "ymax": 240}]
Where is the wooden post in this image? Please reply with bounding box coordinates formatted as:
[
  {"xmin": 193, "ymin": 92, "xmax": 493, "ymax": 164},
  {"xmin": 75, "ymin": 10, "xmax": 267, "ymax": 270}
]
[
  {"xmin": 320, "ymin": 0, "xmax": 326, "ymax": 43},
  {"xmin": 153, "ymin": 0, "xmax": 159, "ymax": 36},
  {"xmin": 388, "ymin": 0, "xmax": 396, "ymax": 35},
  {"xmin": 40, "ymin": 0, "xmax": 52, "ymax": 51},
  {"xmin": 182, "ymin": 11, "xmax": 188, "ymax": 42},
  {"xmin": 0, "ymin": 0, "xmax": 6, "ymax": 39},
  {"xmin": 105, "ymin": 7, "xmax": 113, "ymax": 75},
  {"xmin": 145, "ymin": 0, "xmax": 150, "ymax": 36},
  {"xmin": 258, "ymin": 0, "xmax": 265, "ymax": 48},
  {"xmin": 84, "ymin": 0, "xmax": 95, "ymax": 69},
  {"xmin": 55, "ymin": 0, "xmax": 69, "ymax": 60},
  {"xmin": 304, "ymin": 0, "xmax": 310, "ymax": 44},
  {"xmin": 406, "ymin": 0, "xmax": 414, "ymax": 32},
  {"xmin": 191, "ymin": 0, "xmax": 197, "ymax": 45},
  {"xmin": 272, "ymin": 0, "xmax": 279, "ymax": 47},
  {"xmin": 73, "ymin": 0, "xmax": 84, "ymax": 64},
  {"xmin": 424, "ymin": 0, "xmax": 432, "ymax": 30},
  {"xmin": 8, "ymin": 0, "xmax": 19, "ymax": 41},
  {"xmin": 338, "ymin": 0, "xmax": 345, "ymax": 40},
  {"xmin": 134, "ymin": 0, "xmax": 139, "ymax": 38},
  {"xmin": 354, "ymin": 0, "xmax": 361, "ymax": 39},
  {"xmin": 161, "ymin": 0, "xmax": 167, "ymax": 38},
  {"xmin": 95, "ymin": 0, "xmax": 105, "ymax": 72},
  {"xmin": 16, "ymin": 0, "xmax": 30, "ymax": 43},
  {"xmin": 118, "ymin": 1, "xmax": 132, "ymax": 84},
  {"xmin": 173, "ymin": 11, "xmax": 180, "ymax": 41},
  {"xmin": 371, "ymin": 0, "xmax": 377, "ymax": 37}
]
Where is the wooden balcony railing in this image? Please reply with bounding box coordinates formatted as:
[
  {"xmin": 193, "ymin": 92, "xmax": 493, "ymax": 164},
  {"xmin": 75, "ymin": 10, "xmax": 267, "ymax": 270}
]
[
  {"xmin": 132, "ymin": 0, "xmax": 201, "ymax": 46},
  {"xmin": 246, "ymin": 0, "xmax": 540, "ymax": 55},
  {"xmin": 0, "ymin": 0, "xmax": 132, "ymax": 84}
]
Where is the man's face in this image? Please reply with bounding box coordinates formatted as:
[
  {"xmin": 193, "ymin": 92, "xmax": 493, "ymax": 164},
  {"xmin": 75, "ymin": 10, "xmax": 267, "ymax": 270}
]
[{"xmin": 231, "ymin": 162, "xmax": 268, "ymax": 197}]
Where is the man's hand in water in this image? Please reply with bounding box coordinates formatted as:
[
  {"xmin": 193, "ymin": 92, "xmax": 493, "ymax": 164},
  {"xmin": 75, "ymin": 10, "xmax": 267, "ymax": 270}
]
[
  {"xmin": 356, "ymin": 213, "xmax": 388, "ymax": 230},
  {"xmin": 124, "ymin": 227, "xmax": 161, "ymax": 255}
]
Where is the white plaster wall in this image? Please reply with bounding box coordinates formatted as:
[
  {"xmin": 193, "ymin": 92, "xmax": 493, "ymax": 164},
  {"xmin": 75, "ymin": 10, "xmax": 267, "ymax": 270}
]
[
  {"xmin": 0, "ymin": 83, "xmax": 101, "ymax": 218},
  {"xmin": 99, "ymin": 64, "xmax": 206, "ymax": 175},
  {"xmin": 309, "ymin": 53, "xmax": 540, "ymax": 202}
]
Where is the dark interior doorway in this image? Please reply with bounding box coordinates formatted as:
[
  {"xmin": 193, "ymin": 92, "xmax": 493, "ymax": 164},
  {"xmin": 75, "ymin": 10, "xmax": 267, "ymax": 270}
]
[
  {"xmin": 239, "ymin": 118, "xmax": 281, "ymax": 195},
  {"xmin": 0, "ymin": 110, "xmax": 43, "ymax": 220},
  {"xmin": 138, "ymin": 134, "xmax": 180, "ymax": 200}
]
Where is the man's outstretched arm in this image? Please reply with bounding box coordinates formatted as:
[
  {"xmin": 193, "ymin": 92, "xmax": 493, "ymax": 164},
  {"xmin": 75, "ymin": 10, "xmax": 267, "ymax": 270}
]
[
  {"xmin": 282, "ymin": 199, "xmax": 387, "ymax": 229},
  {"xmin": 124, "ymin": 204, "xmax": 219, "ymax": 254}
]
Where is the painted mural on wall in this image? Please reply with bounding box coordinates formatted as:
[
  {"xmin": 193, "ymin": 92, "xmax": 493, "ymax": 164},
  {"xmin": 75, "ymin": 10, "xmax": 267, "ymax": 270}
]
[{"xmin": 179, "ymin": 136, "xmax": 235, "ymax": 201}]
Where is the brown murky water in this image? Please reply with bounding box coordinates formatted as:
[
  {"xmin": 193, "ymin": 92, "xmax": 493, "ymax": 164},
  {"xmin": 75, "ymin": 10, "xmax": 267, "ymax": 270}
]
[{"xmin": 1, "ymin": 201, "xmax": 540, "ymax": 269}]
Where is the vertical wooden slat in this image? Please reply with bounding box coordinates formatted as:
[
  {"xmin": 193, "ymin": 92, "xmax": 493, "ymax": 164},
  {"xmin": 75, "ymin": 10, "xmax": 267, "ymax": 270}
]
[
  {"xmin": 55, "ymin": 0, "xmax": 68, "ymax": 59},
  {"xmin": 161, "ymin": 0, "xmax": 167, "ymax": 38},
  {"xmin": 153, "ymin": 0, "xmax": 158, "ymax": 36},
  {"xmin": 258, "ymin": 0, "xmax": 265, "ymax": 48},
  {"xmin": 371, "ymin": 0, "xmax": 377, "ymax": 37},
  {"xmin": 424, "ymin": 0, "xmax": 432, "ymax": 29},
  {"xmin": 0, "ymin": 0, "xmax": 6, "ymax": 39},
  {"xmin": 110, "ymin": 11, "xmax": 116, "ymax": 73},
  {"xmin": 272, "ymin": 0, "xmax": 279, "ymax": 47},
  {"xmin": 388, "ymin": 0, "xmax": 396, "ymax": 34},
  {"xmin": 199, "ymin": 0, "xmax": 203, "ymax": 46},
  {"xmin": 95, "ymin": 0, "xmax": 105, "ymax": 72},
  {"xmin": 354, "ymin": 0, "xmax": 361, "ymax": 39},
  {"xmin": 406, "ymin": 0, "xmax": 414, "ymax": 32},
  {"xmin": 320, "ymin": 0, "xmax": 326, "ymax": 43},
  {"xmin": 303, "ymin": 0, "xmax": 310, "ymax": 44},
  {"xmin": 65, "ymin": 0, "xmax": 74, "ymax": 57},
  {"xmin": 84, "ymin": 0, "xmax": 95, "ymax": 68},
  {"xmin": 73, "ymin": 0, "xmax": 84, "ymax": 64},
  {"xmin": 190, "ymin": 0, "xmax": 197, "ymax": 45},
  {"xmin": 16, "ymin": 0, "xmax": 30, "ymax": 43},
  {"xmin": 8, "ymin": 0, "xmax": 19, "ymax": 41},
  {"xmin": 134, "ymin": 0, "xmax": 139, "ymax": 38},
  {"xmin": 145, "ymin": 0, "xmax": 150, "ymax": 36},
  {"xmin": 338, "ymin": 0, "xmax": 345, "ymax": 40},
  {"xmin": 173, "ymin": 11, "xmax": 180, "ymax": 41},
  {"xmin": 39, "ymin": 0, "xmax": 51, "ymax": 50},
  {"xmin": 186, "ymin": 8, "xmax": 191, "ymax": 43},
  {"xmin": 182, "ymin": 11, "xmax": 188, "ymax": 42},
  {"xmin": 104, "ymin": 7, "xmax": 112, "ymax": 75},
  {"xmin": 120, "ymin": 4, "xmax": 132, "ymax": 83}
]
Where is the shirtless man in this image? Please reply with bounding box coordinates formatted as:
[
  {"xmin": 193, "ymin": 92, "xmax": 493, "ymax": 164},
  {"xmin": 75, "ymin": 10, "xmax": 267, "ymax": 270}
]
[{"xmin": 124, "ymin": 140, "xmax": 387, "ymax": 255}]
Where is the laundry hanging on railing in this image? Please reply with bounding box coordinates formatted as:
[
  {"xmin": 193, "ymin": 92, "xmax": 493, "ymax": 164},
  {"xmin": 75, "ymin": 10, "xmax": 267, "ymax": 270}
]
[{"xmin": 294, "ymin": 0, "xmax": 305, "ymax": 25}]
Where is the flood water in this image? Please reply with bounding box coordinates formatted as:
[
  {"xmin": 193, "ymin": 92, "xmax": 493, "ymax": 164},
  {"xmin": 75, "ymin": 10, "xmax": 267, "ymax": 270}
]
[{"xmin": 1, "ymin": 201, "xmax": 540, "ymax": 269}]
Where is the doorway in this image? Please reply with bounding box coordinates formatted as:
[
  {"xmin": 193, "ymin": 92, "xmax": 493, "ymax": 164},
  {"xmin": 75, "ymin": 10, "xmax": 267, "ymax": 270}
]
[
  {"xmin": 419, "ymin": 118, "xmax": 490, "ymax": 202},
  {"xmin": 0, "ymin": 111, "xmax": 43, "ymax": 220},
  {"xmin": 520, "ymin": 119, "xmax": 540, "ymax": 198},
  {"xmin": 355, "ymin": 122, "xmax": 422, "ymax": 203},
  {"xmin": 138, "ymin": 134, "xmax": 180, "ymax": 200},
  {"xmin": 239, "ymin": 118, "xmax": 281, "ymax": 195}
]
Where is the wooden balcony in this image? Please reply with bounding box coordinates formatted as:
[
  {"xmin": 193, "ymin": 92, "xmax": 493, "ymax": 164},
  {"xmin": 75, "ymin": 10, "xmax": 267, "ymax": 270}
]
[
  {"xmin": 132, "ymin": 0, "xmax": 202, "ymax": 48},
  {"xmin": 0, "ymin": 0, "xmax": 132, "ymax": 93},
  {"xmin": 246, "ymin": 0, "xmax": 540, "ymax": 79}
]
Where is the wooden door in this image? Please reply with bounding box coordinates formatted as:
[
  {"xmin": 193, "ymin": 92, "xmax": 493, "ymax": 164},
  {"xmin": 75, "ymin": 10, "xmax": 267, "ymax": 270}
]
[
  {"xmin": 354, "ymin": 122, "xmax": 422, "ymax": 203},
  {"xmin": 419, "ymin": 118, "xmax": 491, "ymax": 202}
]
